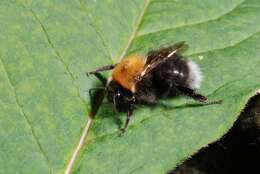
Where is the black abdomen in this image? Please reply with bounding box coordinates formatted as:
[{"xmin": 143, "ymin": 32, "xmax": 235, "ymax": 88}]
[
  {"xmin": 135, "ymin": 54, "xmax": 189, "ymax": 103},
  {"xmin": 152, "ymin": 54, "xmax": 189, "ymax": 97}
]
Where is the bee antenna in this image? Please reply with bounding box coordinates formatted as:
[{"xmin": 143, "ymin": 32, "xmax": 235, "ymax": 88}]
[{"xmin": 86, "ymin": 64, "xmax": 117, "ymax": 76}]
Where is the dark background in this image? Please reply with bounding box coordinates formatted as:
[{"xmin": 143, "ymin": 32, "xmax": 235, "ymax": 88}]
[{"xmin": 169, "ymin": 94, "xmax": 260, "ymax": 174}]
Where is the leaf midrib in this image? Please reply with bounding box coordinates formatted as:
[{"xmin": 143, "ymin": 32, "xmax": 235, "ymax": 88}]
[
  {"xmin": 65, "ymin": 0, "xmax": 151, "ymax": 172},
  {"xmin": 118, "ymin": 0, "xmax": 151, "ymax": 61}
]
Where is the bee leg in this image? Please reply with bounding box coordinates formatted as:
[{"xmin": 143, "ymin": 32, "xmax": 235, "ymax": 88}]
[
  {"xmin": 86, "ymin": 64, "xmax": 117, "ymax": 76},
  {"xmin": 87, "ymin": 72, "xmax": 107, "ymax": 86},
  {"xmin": 89, "ymin": 87, "xmax": 106, "ymax": 99},
  {"xmin": 162, "ymin": 82, "xmax": 174, "ymax": 98},
  {"xmin": 122, "ymin": 108, "xmax": 134, "ymax": 133},
  {"xmin": 88, "ymin": 87, "xmax": 106, "ymax": 118},
  {"xmin": 176, "ymin": 85, "xmax": 222, "ymax": 104}
]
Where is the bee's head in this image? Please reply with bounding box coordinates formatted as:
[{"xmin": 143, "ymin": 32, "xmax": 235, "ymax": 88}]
[{"xmin": 107, "ymin": 81, "xmax": 135, "ymax": 112}]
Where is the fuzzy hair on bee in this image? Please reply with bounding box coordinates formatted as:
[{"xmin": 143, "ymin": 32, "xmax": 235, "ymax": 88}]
[{"xmin": 87, "ymin": 42, "xmax": 221, "ymax": 132}]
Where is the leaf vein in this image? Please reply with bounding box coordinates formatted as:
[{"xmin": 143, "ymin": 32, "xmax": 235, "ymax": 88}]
[
  {"xmin": 28, "ymin": 8, "xmax": 85, "ymax": 104},
  {"xmin": 77, "ymin": 0, "xmax": 114, "ymax": 63},
  {"xmin": 0, "ymin": 57, "xmax": 53, "ymax": 174},
  {"xmin": 137, "ymin": 0, "xmax": 246, "ymax": 37},
  {"xmin": 188, "ymin": 29, "xmax": 260, "ymax": 57}
]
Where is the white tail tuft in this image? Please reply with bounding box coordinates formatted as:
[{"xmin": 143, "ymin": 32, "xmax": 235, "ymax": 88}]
[{"xmin": 187, "ymin": 60, "xmax": 203, "ymax": 89}]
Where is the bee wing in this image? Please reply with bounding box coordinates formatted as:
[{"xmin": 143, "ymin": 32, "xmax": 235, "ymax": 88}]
[
  {"xmin": 145, "ymin": 41, "xmax": 188, "ymax": 65},
  {"xmin": 138, "ymin": 41, "xmax": 188, "ymax": 80}
]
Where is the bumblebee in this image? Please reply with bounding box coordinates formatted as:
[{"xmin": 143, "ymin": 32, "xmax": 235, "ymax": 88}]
[{"xmin": 87, "ymin": 42, "xmax": 221, "ymax": 132}]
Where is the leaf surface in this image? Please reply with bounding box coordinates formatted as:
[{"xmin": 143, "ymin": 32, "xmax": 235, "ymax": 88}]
[{"xmin": 0, "ymin": 0, "xmax": 259, "ymax": 174}]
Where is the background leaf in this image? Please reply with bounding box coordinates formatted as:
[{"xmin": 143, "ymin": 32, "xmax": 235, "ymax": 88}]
[{"xmin": 0, "ymin": 0, "xmax": 259, "ymax": 174}]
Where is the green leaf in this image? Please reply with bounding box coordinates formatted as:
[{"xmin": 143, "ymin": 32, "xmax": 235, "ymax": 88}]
[{"xmin": 0, "ymin": 0, "xmax": 259, "ymax": 174}]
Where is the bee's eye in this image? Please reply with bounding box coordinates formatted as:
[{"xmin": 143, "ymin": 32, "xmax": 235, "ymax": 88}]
[{"xmin": 115, "ymin": 88, "xmax": 122, "ymax": 97}]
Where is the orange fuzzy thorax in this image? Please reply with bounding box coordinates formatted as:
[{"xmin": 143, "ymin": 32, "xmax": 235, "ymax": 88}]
[{"xmin": 112, "ymin": 55, "xmax": 145, "ymax": 92}]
